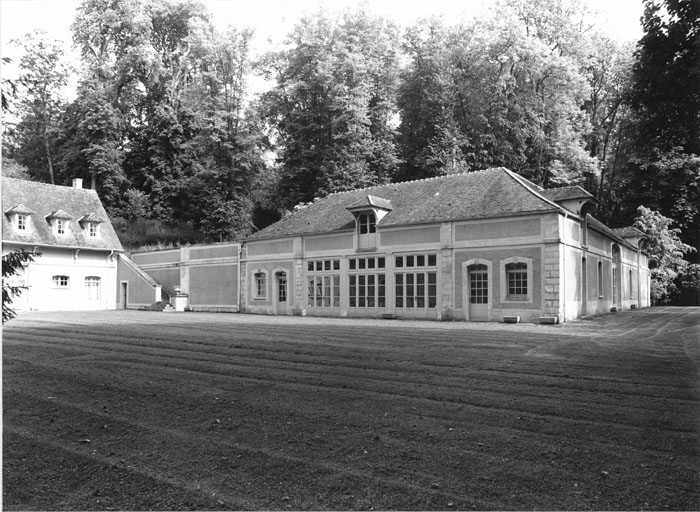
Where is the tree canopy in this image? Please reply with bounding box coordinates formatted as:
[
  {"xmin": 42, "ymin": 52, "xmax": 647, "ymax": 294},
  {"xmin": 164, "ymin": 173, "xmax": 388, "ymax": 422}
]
[{"xmin": 1, "ymin": 0, "xmax": 697, "ymax": 302}]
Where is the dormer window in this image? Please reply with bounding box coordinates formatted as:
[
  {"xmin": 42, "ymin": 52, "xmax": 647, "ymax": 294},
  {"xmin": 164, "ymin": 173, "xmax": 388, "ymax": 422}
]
[
  {"xmin": 347, "ymin": 195, "xmax": 392, "ymax": 251},
  {"xmin": 46, "ymin": 210, "xmax": 73, "ymax": 236},
  {"xmin": 358, "ymin": 213, "xmax": 376, "ymax": 235},
  {"xmin": 5, "ymin": 204, "xmax": 35, "ymax": 232},
  {"xmin": 78, "ymin": 214, "xmax": 103, "ymax": 239}
]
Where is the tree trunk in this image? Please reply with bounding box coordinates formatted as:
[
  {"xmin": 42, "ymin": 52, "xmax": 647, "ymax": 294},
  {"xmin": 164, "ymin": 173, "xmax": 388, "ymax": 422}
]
[{"xmin": 43, "ymin": 135, "xmax": 55, "ymax": 184}]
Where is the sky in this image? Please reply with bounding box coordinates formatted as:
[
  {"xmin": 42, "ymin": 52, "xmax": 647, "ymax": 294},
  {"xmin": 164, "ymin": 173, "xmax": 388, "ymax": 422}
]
[{"xmin": 0, "ymin": 0, "xmax": 645, "ymax": 96}]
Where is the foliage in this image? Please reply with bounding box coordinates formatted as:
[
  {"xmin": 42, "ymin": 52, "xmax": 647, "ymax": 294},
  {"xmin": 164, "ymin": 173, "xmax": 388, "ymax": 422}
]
[
  {"xmin": 619, "ymin": 0, "xmax": 700, "ymax": 261},
  {"xmin": 397, "ymin": 0, "xmax": 599, "ymax": 186},
  {"xmin": 634, "ymin": 206, "xmax": 696, "ymax": 304},
  {"xmin": 1, "ymin": 158, "xmax": 32, "ymax": 180},
  {"xmin": 3, "ymin": 31, "xmax": 72, "ymax": 184},
  {"xmin": 631, "ymin": 0, "xmax": 700, "ymax": 156},
  {"xmin": 260, "ymin": 8, "xmax": 401, "ymax": 207},
  {"xmin": 111, "ymin": 217, "xmax": 201, "ymax": 251},
  {"xmin": 2, "ymin": 249, "xmax": 37, "ymax": 323}
]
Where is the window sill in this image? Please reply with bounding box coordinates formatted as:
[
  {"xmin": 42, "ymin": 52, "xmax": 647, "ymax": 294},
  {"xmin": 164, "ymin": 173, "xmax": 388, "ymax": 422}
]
[
  {"xmin": 505, "ymin": 296, "xmax": 530, "ymax": 302},
  {"xmin": 253, "ymin": 296, "xmax": 267, "ymax": 301}
]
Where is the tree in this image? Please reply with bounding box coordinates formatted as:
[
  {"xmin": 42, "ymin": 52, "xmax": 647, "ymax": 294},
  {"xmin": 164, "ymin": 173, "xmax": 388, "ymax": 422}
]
[
  {"xmin": 4, "ymin": 31, "xmax": 72, "ymax": 184},
  {"xmin": 397, "ymin": 0, "xmax": 599, "ymax": 186},
  {"xmin": 2, "ymin": 249, "xmax": 37, "ymax": 323},
  {"xmin": 582, "ymin": 37, "xmax": 636, "ymax": 223},
  {"xmin": 260, "ymin": 9, "xmax": 401, "ymax": 207},
  {"xmin": 631, "ymin": 0, "xmax": 700, "ymax": 156},
  {"xmin": 634, "ymin": 206, "xmax": 696, "ymax": 304},
  {"xmin": 625, "ymin": 0, "xmax": 700, "ymax": 257}
]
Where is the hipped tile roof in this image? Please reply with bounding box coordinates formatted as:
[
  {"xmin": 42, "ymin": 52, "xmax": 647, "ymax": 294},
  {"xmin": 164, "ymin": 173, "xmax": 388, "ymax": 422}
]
[
  {"xmin": 249, "ymin": 167, "xmax": 563, "ymax": 240},
  {"xmin": 2, "ymin": 177, "xmax": 123, "ymax": 251}
]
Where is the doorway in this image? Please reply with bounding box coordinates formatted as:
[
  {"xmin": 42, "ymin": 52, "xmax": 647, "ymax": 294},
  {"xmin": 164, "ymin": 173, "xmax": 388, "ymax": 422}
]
[
  {"xmin": 276, "ymin": 272, "xmax": 288, "ymax": 315},
  {"xmin": 121, "ymin": 282, "xmax": 128, "ymax": 309},
  {"xmin": 467, "ymin": 264, "xmax": 489, "ymax": 321}
]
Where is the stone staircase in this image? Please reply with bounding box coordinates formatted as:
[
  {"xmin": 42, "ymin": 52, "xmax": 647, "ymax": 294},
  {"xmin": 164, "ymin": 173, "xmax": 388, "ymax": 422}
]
[{"xmin": 142, "ymin": 289, "xmax": 175, "ymax": 312}]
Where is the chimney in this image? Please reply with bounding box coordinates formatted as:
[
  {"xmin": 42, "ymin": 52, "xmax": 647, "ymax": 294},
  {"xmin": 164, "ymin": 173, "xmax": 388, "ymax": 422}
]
[{"xmin": 72, "ymin": 178, "xmax": 83, "ymax": 189}]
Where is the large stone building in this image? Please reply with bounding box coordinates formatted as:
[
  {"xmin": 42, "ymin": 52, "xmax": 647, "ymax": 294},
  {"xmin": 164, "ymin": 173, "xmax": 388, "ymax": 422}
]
[
  {"xmin": 2, "ymin": 177, "xmax": 124, "ymax": 311},
  {"xmin": 54, "ymin": 166, "xmax": 648, "ymax": 323},
  {"xmin": 238, "ymin": 168, "xmax": 650, "ymax": 322}
]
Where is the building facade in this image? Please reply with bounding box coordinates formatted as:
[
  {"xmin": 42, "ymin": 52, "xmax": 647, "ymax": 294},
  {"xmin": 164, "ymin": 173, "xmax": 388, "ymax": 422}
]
[
  {"xmin": 2, "ymin": 177, "xmax": 124, "ymax": 311},
  {"xmin": 239, "ymin": 168, "xmax": 650, "ymax": 322}
]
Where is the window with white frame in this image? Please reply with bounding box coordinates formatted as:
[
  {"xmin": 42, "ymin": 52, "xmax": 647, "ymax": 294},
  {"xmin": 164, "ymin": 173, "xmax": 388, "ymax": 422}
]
[
  {"xmin": 52, "ymin": 275, "xmax": 70, "ymax": 288},
  {"xmin": 253, "ymin": 271, "xmax": 267, "ymax": 299},
  {"xmin": 357, "ymin": 212, "xmax": 377, "ymax": 249},
  {"xmin": 85, "ymin": 276, "xmax": 101, "ymax": 300},
  {"xmin": 395, "ymin": 253, "xmax": 438, "ymax": 309},
  {"xmin": 88, "ymin": 222, "xmax": 98, "ymax": 237},
  {"xmin": 307, "ymin": 259, "xmax": 341, "ymax": 308},
  {"xmin": 17, "ymin": 214, "xmax": 27, "ymax": 231},
  {"xmin": 501, "ymin": 257, "xmax": 532, "ymax": 302},
  {"xmin": 56, "ymin": 218, "xmax": 66, "ymax": 235}
]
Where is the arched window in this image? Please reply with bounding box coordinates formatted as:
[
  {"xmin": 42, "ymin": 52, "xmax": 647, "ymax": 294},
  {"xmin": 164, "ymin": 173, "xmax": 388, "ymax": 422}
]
[
  {"xmin": 506, "ymin": 262, "xmax": 528, "ymax": 297},
  {"xmin": 52, "ymin": 275, "xmax": 70, "ymax": 288},
  {"xmin": 253, "ymin": 271, "xmax": 267, "ymax": 299},
  {"xmin": 500, "ymin": 257, "xmax": 532, "ymax": 302},
  {"xmin": 85, "ymin": 276, "xmax": 101, "ymax": 301}
]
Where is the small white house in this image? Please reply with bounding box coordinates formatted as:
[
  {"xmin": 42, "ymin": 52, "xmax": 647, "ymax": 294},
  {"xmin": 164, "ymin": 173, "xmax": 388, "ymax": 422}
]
[{"xmin": 2, "ymin": 177, "xmax": 124, "ymax": 311}]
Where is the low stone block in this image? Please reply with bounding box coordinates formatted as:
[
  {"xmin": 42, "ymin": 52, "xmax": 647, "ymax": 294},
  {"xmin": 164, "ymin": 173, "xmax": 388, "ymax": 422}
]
[
  {"xmin": 503, "ymin": 315, "xmax": 520, "ymax": 323},
  {"xmin": 539, "ymin": 315, "xmax": 559, "ymax": 325}
]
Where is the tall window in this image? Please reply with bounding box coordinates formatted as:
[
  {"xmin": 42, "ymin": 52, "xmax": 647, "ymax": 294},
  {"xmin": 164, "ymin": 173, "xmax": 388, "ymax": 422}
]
[
  {"xmin": 468, "ymin": 264, "xmax": 488, "ymax": 304},
  {"xmin": 308, "ymin": 259, "xmax": 341, "ymax": 308},
  {"xmin": 629, "ymin": 269, "xmax": 633, "ymax": 298},
  {"xmin": 506, "ymin": 262, "xmax": 528, "ymax": 297},
  {"xmin": 597, "ymin": 261, "xmax": 603, "ymax": 298},
  {"xmin": 349, "ymin": 274, "xmax": 385, "ymax": 308},
  {"xmin": 278, "ymin": 275, "xmax": 287, "ymax": 302},
  {"xmin": 254, "ymin": 272, "xmax": 266, "ymax": 298},
  {"xmin": 85, "ymin": 276, "xmax": 101, "ymax": 300},
  {"xmin": 357, "ymin": 212, "xmax": 377, "ymax": 249},
  {"xmin": 57, "ymin": 219, "xmax": 66, "ymax": 235},
  {"xmin": 358, "ymin": 213, "xmax": 376, "ymax": 234},
  {"xmin": 52, "ymin": 275, "xmax": 70, "ymax": 287},
  {"xmin": 88, "ymin": 222, "xmax": 98, "ymax": 237},
  {"xmin": 17, "ymin": 214, "xmax": 27, "ymax": 231},
  {"xmin": 395, "ymin": 253, "xmax": 437, "ymax": 309}
]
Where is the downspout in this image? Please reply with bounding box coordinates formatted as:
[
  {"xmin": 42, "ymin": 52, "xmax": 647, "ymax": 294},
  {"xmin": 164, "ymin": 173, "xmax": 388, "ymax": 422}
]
[{"xmin": 238, "ymin": 242, "xmax": 244, "ymax": 313}]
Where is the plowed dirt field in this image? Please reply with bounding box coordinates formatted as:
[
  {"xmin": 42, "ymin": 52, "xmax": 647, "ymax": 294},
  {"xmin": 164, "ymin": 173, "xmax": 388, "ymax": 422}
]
[{"xmin": 3, "ymin": 307, "xmax": 699, "ymax": 510}]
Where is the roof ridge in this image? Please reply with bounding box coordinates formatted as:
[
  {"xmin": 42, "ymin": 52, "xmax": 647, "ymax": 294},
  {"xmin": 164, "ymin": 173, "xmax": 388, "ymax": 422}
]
[
  {"xmin": 324, "ymin": 167, "xmax": 502, "ymax": 198},
  {"xmin": 501, "ymin": 168, "xmax": 564, "ymax": 214}
]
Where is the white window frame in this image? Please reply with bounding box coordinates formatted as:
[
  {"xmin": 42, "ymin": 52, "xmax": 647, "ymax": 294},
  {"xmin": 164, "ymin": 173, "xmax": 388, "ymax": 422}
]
[
  {"xmin": 56, "ymin": 218, "xmax": 67, "ymax": 235},
  {"xmin": 500, "ymin": 257, "xmax": 533, "ymax": 303},
  {"xmin": 16, "ymin": 214, "xmax": 28, "ymax": 231},
  {"xmin": 252, "ymin": 270, "xmax": 268, "ymax": 300},
  {"xmin": 88, "ymin": 222, "xmax": 99, "ymax": 238},
  {"xmin": 85, "ymin": 276, "xmax": 101, "ymax": 301},
  {"xmin": 52, "ymin": 275, "xmax": 70, "ymax": 288}
]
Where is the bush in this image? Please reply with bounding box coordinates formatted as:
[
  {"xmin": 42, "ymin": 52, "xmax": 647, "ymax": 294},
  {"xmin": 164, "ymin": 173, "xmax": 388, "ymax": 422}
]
[{"xmin": 112, "ymin": 217, "xmax": 202, "ymax": 252}]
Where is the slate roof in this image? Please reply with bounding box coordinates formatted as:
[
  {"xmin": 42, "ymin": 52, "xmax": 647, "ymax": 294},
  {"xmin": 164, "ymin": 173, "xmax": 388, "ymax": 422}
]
[
  {"xmin": 347, "ymin": 195, "xmax": 393, "ymax": 211},
  {"xmin": 611, "ymin": 226, "xmax": 645, "ymax": 239},
  {"xmin": 4, "ymin": 203, "xmax": 35, "ymax": 215},
  {"xmin": 248, "ymin": 167, "xmax": 564, "ymax": 240},
  {"xmin": 541, "ymin": 185, "xmax": 596, "ymax": 203},
  {"xmin": 46, "ymin": 209, "xmax": 74, "ymax": 220},
  {"xmin": 2, "ymin": 177, "xmax": 123, "ymax": 251}
]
